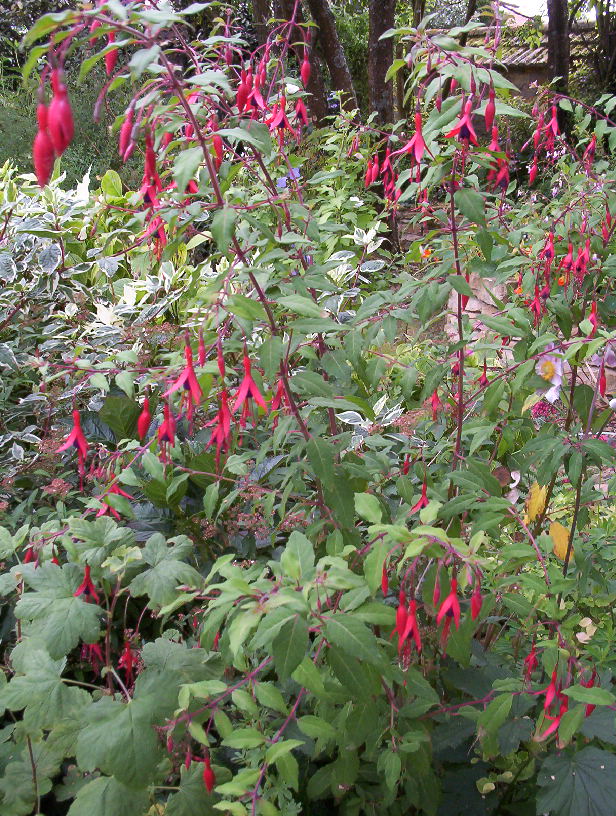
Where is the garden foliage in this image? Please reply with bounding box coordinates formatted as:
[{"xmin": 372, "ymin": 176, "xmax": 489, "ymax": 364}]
[{"xmin": 0, "ymin": 5, "xmax": 615, "ymax": 816}]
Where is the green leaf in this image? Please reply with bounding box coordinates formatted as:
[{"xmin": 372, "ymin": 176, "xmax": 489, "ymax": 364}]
[
  {"xmin": 76, "ymin": 695, "xmax": 164, "ymax": 788},
  {"xmin": 15, "ymin": 565, "xmax": 101, "ymax": 659},
  {"xmin": 297, "ymin": 715, "xmax": 336, "ymax": 741},
  {"xmin": 166, "ymin": 764, "xmax": 221, "ymax": 816},
  {"xmin": 222, "ymin": 727, "xmax": 265, "ymax": 749},
  {"xmin": 278, "ymin": 294, "xmax": 323, "ymax": 318},
  {"xmin": 306, "ymin": 438, "xmax": 336, "ymax": 488},
  {"xmin": 129, "ymin": 534, "xmax": 202, "ymax": 609},
  {"xmin": 537, "ymin": 747, "xmax": 616, "ymax": 816},
  {"xmin": 67, "ymin": 775, "xmax": 149, "ymax": 816},
  {"xmin": 323, "ymin": 614, "xmax": 381, "ymax": 665},
  {"xmin": 454, "ymin": 188, "xmax": 486, "ymax": 226},
  {"xmin": 280, "ymin": 531, "xmax": 315, "ymax": 582},
  {"xmin": 173, "ymin": 147, "xmax": 203, "ymax": 195},
  {"xmin": 273, "ymin": 615, "xmax": 308, "ymax": 679},
  {"xmin": 210, "ymin": 207, "xmax": 237, "ymax": 252},
  {"xmin": 563, "ymin": 685, "xmax": 615, "ymax": 706},
  {"xmin": 99, "ymin": 395, "xmax": 142, "ymax": 440},
  {"xmin": 266, "ymin": 739, "xmax": 305, "ymax": 764},
  {"xmin": 128, "ymin": 44, "xmax": 160, "ymax": 77},
  {"xmin": 217, "ymin": 123, "xmax": 272, "ymax": 154},
  {"xmin": 354, "ymin": 493, "xmax": 382, "ymax": 524}
]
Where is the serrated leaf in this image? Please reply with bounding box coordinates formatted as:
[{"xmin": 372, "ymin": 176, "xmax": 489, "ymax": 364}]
[
  {"xmin": 67, "ymin": 775, "xmax": 149, "ymax": 816},
  {"xmin": 537, "ymin": 747, "xmax": 616, "ymax": 816}
]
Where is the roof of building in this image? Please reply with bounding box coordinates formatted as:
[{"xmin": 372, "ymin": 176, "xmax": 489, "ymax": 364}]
[{"xmin": 431, "ymin": 22, "xmax": 597, "ymax": 69}]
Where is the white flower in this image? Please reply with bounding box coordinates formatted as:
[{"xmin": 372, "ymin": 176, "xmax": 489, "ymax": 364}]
[{"xmin": 535, "ymin": 344, "xmax": 563, "ymax": 404}]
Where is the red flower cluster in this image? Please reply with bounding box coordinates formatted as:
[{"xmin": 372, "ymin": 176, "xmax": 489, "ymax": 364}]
[{"xmin": 32, "ymin": 68, "xmax": 74, "ymax": 187}]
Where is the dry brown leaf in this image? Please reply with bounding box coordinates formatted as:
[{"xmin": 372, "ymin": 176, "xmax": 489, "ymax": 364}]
[{"xmin": 550, "ymin": 521, "xmax": 571, "ymax": 560}]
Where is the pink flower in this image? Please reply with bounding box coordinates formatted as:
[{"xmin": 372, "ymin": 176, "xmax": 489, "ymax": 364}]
[
  {"xmin": 484, "ymin": 86, "xmax": 496, "ymax": 132},
  {"xmin": 96, "ymin": 483, "xmax": 134, "ymax": 520},
  {"xmin": 206, "ymin": 388, "xmax": 232, "ymax": 467},
  {"xmin": 410, "ymin": 479, "xmax": 429, "ymax": 514},
  {"xmin": 57, "ymin": 410, "xmax": 89, "ymax": 482},
  {"xmin": 393, "ymin": 111, "xmax": 427, "ymax": 164},
  {"xmin": 164, "ymin": 340, "xmax": 203, "ymax": 423}
]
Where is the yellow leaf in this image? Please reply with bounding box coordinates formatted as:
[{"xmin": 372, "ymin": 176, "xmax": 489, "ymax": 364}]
[
  {"xmin": 550, "ymin": 521, "xmax": 571, "ymax": 560},
  {"xmin": 526, "ymin": 481, "xmax": 547, "ymax": 522}
]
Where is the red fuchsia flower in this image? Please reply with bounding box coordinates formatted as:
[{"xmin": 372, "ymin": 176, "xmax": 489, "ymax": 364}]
[
  {"xmin": 537, "ymin": 694, "xmax": 569, "ymax": 741},
  {"xmin": 96, "ymin": 483, "xmax": 135, "ymax": 520},
  {"xmin": 23, "ymin": 545, "xmax": 36, "ymax": 564},
  {"xmin": 544, "ymin": 104, "xmax": 560, "ymax": 152},
  {"xmin": 232, "ymin": 352, "xmax": 268, "ymax": 425},
  {"xmin": 48, "ymin": 69, "xmax": 74, "ymax": 156},
  {"xmin": 559, "ymin": 242, "xmax": 574, "ymax": 285},
  {"xmin": 493, "ymin": 162, "xmax": 510, "ymax": 191},
  {"xmin": 588, "ymin": 301, "xmax": 598, "ymax": 337},
  {"xmin": 446, "ymin": 99, "xmax": 478, "ymax": 147},
  {"xmin": 477, "ymin": 361, "xmax": 489, "ymax": 389},
  {"xmin": 57, "ymin": 410, "xmax": 89, "ymax": 481},
  {"xmin": 118, "ymin": 641, "xmax": 136, "ymax": 685},
  {"xmin": 528, "ymin": 285, "xmax": 543, "ymax": 326},
  {"xmin": 295, "ymin": 98, "xmax": 309, "ymax": 127},
  {"xmin": 430, "ymin": 389, "xmax": 442, "ymax": 421},
  {"xmin": 583, "ymin": 134, "xmax": 597, "ymax": 170},
  {"xmin": 484, "ymin": 85, "xmax": 496, "ymax": 132},
  {"xmin": 236, "ymin": 68, "xmax": 250, "ymax": 112},
  {"xmin": 393, "ymin": 589, "xmax": 408, "ymax": 648},
  {"xmin": 203, "ymin": 757, "xmax": 216, "ymax": 793},
  {"xmin": 523, "ymin": 643, "xmax": 539, "ymax": 683},
  {"xmin": 392, "ymin": 110, "xmax": 427, "ymax": 164},
  {"xmin": 370, "ymin": 154, "xmax": 380, "ymax": 184},
  {"xmin": 105, "ymin": 32, "xmax": 118, "ymax": 76},
  {"xmin": 402, "ymin": 453, "xmax": 411, "ymax": 475},
  {"xmin": 460, "ymin": 271, "xmax": 471, "ymax": 309},
  {"xmin": 33, "ymin": 103, "xmax": 55, "ymax": 187},
  {"xmin": 301, "ymin": 55, "xmax": 311, "ymax": 87},
  {"xmin": 410, "ymin": 478, "xmax": 429, "ymax": 514},
  {"xmin": 206, "ymin": 388, "xmax": 232, "ymax": 467},
  {"xmin": 529, "ymin": 156, "xmax": 538, "ymax": 186},
  {"xmin": 436, "ymin": 576, "xmax": 461, "ymax": 645},
  {"xmin": 364, "ymin": 158, "xmax": 373, "ymax": 188},
  {"xmin": 137, "ymin": 396, "xmax": 151, "ymax": 441},
  {"xmin": 74, "ymin": 565, "xmax": 100, "ymax": 603},
  {"xmin": 158, "ymin": 403, "xmax": 176, "ymax": 456},
  {"xmin": 400, "ymin": 598, "xmax": 422, "ymax": 654},
  {"xmin": 265, "ymin": 96, "xmax": 297, "ymax": 142},
  {"xmin": 471, "ymin": 577, "xmax": 482, "ymax": 620},
  {"xmin": 164, "ymin": 340, "xmax": 203, "ymax": 423},
  {"xmin": 381, "ymin": 563, "xmax": 389, "ymax": 595},
  {"xmin": 580, "ymin": 669, "xmax": 598, "ymax": 717},
  {"xmin": 82, "ymin": 642, "xmax": 104, "ymax": 674},
  {"xmin": 574, "ymin": 238, "xmax": 591, "ymax": 282}
]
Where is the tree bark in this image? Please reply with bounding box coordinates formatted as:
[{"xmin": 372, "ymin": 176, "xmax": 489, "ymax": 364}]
[
  {"xmin": 278, "ymin": 0, "xmax": 329, "ymax": 123},
  {"xmin": 547, "ymin": 0, "xmax": 569, "ymax": 93},
  {"xmin": 305, "ymin": 0, "xmax": 358, "ymax": 111},
  {"xmin": 252, "ymin": 0, "xmax": 271, "ymax": 47},
  {"xmin": 368, "ymin": 0, "xmax": 396, "ymax": 124}
]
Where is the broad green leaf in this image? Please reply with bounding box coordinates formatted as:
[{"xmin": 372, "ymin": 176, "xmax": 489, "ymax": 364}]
[
  {"xmin": 454, "ymin": 188, "xmax": 486, "ymax": 226},
  {"xmin": 354, "ymin": 493, "xmax": 382, "ymax": 524},
  {"xmin": 67, "ymin": 775, "xmax": 149, "ymax": 816},
  {"xmin": 537, "ymin": 747, "xmax": 616, "ymax": 816},
  {"xmin": 323, "ymin": 614, "xmax": 381, "ymax": 665},
  {"xmin": 211, "ymin": 207, "xmax": 237, "ymax": 252},
  {"xmin": 273, "ymin": 615, "xmax": 308, "ymax": 679},
  {"xmin": 129, "ymin": 534, "xmax": 202, "ymax": 609},
  {"xmin": 76, "ymin": 695, "xmax": 164, "ymax": 788},
  {"xmin": 563, "ymin": 685, "xmax": 615, "ymax": 706},
  {"xmin": 280, "ymin": 531, "xmax": 315, "ymax": 582}
]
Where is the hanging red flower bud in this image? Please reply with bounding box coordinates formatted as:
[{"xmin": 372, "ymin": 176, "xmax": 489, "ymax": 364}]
[
  {"xmin": 471, "ymin": 577, "xmax": 482, "ymax": 620},
  {"xmin": 484, "ymin": 85, "xmax": 496, "ymax": 132},
  {"xmin": 381, "ymin": 563, "xmax": 388, "ymax": 595},
  {"xmin": 436, "ymin": 576, "xmax": 461, "ymax": 645},
  {"xmin": 430, "ymin": 389, "xmax": 442, "ymax": 421},
  {"xmin": 529, "ymin": 157, "xmax": 538, "ymax": 186},
  {"xmin": 105, "ymin": 32, "xmax": 118, "ymax": 76},
  {"xmin": 523, "ymin": 643, "xmax": 538, "ymax": 683},
  {"xmin": 301, "ymin": 56, "xmax": 311, "ymax": 87},
  {"xmin": 599, "ymin": 361, "xmax": 607, "ymax": 397},
  {"xmin": 583, "ymin": 134, "xmax": 597, "ymax": 170},
  {"xmin": 48, "ymin": 70, "xmax": 74, "ymax": 155},
  {"xmin": 203, "ymin": 757, "xmax": 216, "ymax": 793},
  {"xmin": 295, "ymin": 98, "xmax": 309, "ymax": 127},
  {"xmin": 33, "ymin": 104, "xmax": 55, "ymax": 187},
  {"xmin": 137, "ymin": 396, "xmax": 151, "ymax": 441},
  {"xmin": 588, "ymin": 301, "xmax": 598, "ymax": 337},
  {"xmin": 119, "ymin": 105, "xmax": 135, "ymax": 161}
]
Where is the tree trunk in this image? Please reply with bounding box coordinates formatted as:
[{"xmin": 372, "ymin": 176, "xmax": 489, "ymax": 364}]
[
  {"xmin": 305, "ymin": 0, "xmax": 358, "ymax": 111},
  {"xmin": 368, "ymin": 0, "xmax": 396, "ymax": 124},
  {"xmin": 278, "ymin": 0, "xmax": 329, "ymax": 123},
  {"xmin": 252, "ymin": 0, "xmax": 270, "ymax": 47},
  {"xmin": 547, "ymin": 0, "xmax": 569, "ymax": 93}
]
